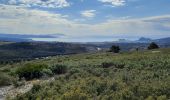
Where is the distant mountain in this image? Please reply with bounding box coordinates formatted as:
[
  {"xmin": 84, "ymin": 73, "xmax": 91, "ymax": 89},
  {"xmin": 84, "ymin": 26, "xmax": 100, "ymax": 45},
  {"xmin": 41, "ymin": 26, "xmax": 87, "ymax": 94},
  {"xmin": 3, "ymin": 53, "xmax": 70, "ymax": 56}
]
[
  {"xmin": 117, "ymin": 39, "xmax": 132, "ymax": 43},
  {"xmin": 136, "ymin": 37, "xmax": 152, "ymax": 43},
  {"xmin": 154, "ymin": 37, "xmax": 170, "ymax": 44},
  {"xmin": 0, "ymin": 37, "xmax": 32, "ymax": 42},
  {"xmin": 80, "ymin": 37, "xmax": 170, "ymax": 51},
  {"xmin": 0, "ymin": 33, "xmax": 64, "ymax": 42},
  {"xmin": 133, "ymin": 37, "xmax": 170, "ymax": 44}
]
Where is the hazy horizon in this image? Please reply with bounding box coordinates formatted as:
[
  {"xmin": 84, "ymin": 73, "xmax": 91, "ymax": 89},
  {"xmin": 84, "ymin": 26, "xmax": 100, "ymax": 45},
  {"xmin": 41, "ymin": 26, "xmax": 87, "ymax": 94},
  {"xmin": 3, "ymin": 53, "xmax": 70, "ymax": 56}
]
[{"xmin": 31, "ymin": 36, "xmax": 169, "ymax": 42}]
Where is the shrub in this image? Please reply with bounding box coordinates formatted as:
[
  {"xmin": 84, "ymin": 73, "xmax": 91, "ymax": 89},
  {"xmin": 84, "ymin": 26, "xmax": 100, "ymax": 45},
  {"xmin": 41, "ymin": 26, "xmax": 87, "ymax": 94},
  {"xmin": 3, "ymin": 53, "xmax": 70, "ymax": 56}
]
[
  {"xmin": 109, "ymin": 45, "xmax": 120, "ymax": 53},
  {"xmin": 62, "ymin": 89, "xmax": 88, "ymax": 100},
  {"xmin": 101, "ymin": 62, "xmax": 114, "ymax": 68},
  {"xmin": 15, "ymin": 63, "xmax": 48, "ymax": 80},
  {"xmin": 42, "ymin": 68, "xmax": 53, "ymax": 76},
  {"xmin": 50, "ymin": 64, "xmax": 67, "ymax": 75},
  {"xmin": 12, "ymin": 77, "xmax": 25, "ymax": 88},
  {"xmin": 102, "ymin": 62, "xmax": 125, "ymax": 69},
  {"xmin": 114, "ymin": 63, "xmax": 125, "ymax": 69},
  {"xmin": 157, "ymin": 95, "xmax": 167, "ymax": 100},
  {"xmin": 148, "ymin": 42, "xmax": 159, "ymax": 50},
  {"xmin": 69, "ymin": 68, "xmax": 80, "ymax": 75},
  {"xmin": 31, "ymin": 84, "xmax": 41, "ymax": 93},
  {"xmin": 0, "ymin": 73, "xmax": 12, "ymax": 86}
]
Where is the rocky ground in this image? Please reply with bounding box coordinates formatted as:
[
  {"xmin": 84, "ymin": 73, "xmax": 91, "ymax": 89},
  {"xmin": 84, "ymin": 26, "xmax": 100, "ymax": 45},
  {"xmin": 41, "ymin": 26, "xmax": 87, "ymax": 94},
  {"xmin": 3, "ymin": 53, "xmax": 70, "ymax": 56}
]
[
  {"xmin": 0, "ymin": 86, "xmax": 13, "ymax": 100},
  {"xmin": 0, "ymin": 77, "xmax": 55, "ymax": 100}
]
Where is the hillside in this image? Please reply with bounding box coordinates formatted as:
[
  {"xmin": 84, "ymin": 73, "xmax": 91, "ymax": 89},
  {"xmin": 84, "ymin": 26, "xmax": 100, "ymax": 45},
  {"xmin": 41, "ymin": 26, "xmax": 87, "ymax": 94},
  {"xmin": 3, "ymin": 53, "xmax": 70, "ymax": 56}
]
[
  {"xmin": 0, "ymin": 37, "xmax": 170, "ymax": 63},
  {"xmin": 0, "ymin": 41, "xmax": 13, "ymax": 45},
  {"xmin": 0, "ymin": 42, "xmax": 88, "ymax": 62},
  {"xmin": 0, "ymin": 48, "xmax": 170, "ymax": 100}
]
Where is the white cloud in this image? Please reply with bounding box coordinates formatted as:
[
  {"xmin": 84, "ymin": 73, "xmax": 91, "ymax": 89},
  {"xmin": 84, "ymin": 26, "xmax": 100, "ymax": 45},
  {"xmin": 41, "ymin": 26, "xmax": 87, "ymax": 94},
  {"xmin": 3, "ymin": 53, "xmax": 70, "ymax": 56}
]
[
  {"xmin": 81, "ymin": 10, "xmax": 96, "ymax": 18},
  {"xmin": 99, "ymin": 0, "xmax": 126, "ymax": 7},
  {"xmin": 0, "ymin": 4, "xmax": 75, "ymax": 34},
  {"xmin": 7, "ymin": 0, "xmax": 70, "ymax": 8},
  {"xmin": 0, "ymin": 4, "xmax": 170, "ymax": 42}
]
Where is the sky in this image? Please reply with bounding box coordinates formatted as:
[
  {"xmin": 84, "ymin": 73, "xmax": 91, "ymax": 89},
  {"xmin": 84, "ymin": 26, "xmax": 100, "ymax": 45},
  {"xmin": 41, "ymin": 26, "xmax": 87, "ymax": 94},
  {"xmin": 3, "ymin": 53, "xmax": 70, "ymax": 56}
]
[{"xmin": 0, "ymin": 0, "xmax": 170, "ymax": 42}]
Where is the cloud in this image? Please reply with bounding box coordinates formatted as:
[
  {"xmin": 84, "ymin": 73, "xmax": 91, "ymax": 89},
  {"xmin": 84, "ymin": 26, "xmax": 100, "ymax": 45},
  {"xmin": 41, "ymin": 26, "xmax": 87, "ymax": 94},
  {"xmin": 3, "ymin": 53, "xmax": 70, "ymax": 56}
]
[
  {"xmin": 0, "ymin": 33, "xmax": 64, "ymax": 38},
  {"xmin": 0, "ymin": 4, "xmax": 76, "ymax": 34},
  {"xmin": 81, "ymin": 10, "xmax": 96, "ymax": 18},
  {"xmin": 6, "ymin": 0, "xmax": 70, "ymax": 8},
  {"xmin": 99, "ymin": 0, "xmax": 126, "ymax": 7},
  {"xmin": 0, "ymin": 4, "xmax": 170, "ymax": 42}
]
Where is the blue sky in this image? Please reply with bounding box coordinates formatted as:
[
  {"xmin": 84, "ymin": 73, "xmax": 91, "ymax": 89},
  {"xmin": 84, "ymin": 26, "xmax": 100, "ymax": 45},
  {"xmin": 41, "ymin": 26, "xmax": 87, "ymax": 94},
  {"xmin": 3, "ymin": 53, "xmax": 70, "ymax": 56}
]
[{"xmin": 0, "ymin": 0, "xmax": 170, "ymax": 42}]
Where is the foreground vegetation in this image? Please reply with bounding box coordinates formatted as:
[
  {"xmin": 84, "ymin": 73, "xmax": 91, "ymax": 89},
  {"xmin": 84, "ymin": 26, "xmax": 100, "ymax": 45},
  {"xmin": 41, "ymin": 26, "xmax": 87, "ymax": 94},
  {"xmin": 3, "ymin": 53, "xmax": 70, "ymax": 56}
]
[{"xmin": 0, "ymin": 48, "xmax": 170, "ymax": 100}]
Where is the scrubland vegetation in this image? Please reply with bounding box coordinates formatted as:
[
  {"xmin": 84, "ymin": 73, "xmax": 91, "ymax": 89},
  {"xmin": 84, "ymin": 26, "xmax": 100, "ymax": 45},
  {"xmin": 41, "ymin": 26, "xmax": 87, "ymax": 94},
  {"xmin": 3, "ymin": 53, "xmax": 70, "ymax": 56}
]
[{"xmin": 0, "ymin": 48, "xmax": 170, "ymax": 100}]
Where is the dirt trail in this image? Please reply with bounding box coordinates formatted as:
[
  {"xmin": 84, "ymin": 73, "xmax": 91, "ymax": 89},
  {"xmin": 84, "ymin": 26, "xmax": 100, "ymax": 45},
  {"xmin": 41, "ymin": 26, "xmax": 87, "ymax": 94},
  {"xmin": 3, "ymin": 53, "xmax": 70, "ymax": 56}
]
[
  {"xmin": 0, "ymin": 84, "xmax": 33, "ymax": 100},
  {"xmin": 0, "ymin": 77, "xmax": 55, "ymax": 100},
  {"xmin": 0, "ymin": 86, "xmax": 13, "ymax": 100}
]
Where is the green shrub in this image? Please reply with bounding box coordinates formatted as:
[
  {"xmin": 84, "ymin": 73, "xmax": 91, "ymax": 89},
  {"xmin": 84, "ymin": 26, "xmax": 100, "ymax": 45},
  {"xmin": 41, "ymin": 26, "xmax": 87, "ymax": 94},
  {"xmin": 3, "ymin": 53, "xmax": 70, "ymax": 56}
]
[
  {"xmin": 101, "ymin": 62, "xmax": 114, "ymax": 68},
  {"xmin": 157, "ymin": 95, "xmax": 167, "ymax": 100},
  {"xmin": 42, "ymin": 68, "xmax": 53, "ymax": 76},
  {"xmin": 148, "ymin": 42, "xmax": 159, "ymax": 50},
  {"xmin": 114, "ymin": 62, "xmax": 125, "ymax": 69},
  {"xmin": 101, "ymin": 62, "xmax": 125, "ymax": 69},
  {"xmin": 61, "ymin": 88, "xmax": 88, "ymax": 100},
  {"xmin": 109, "ymin": 45, "xmax": 120, "ymax": 53},
  {"xmin": 50, "ymin": 64, "xmax": 67, "ymax": 75},
  {"xmin": 12, "ymin": 77, "xmax": 25, "ymax": 88},
  {"xmin": 15, "ymin": 63, "xmax": 48, "ymax": 80},
  {"xmin": 0, "ymin": 72, "xmax": 12, "ymax": 86},
  {"xmin": 31, "ymin": 84, "xmax": 41, "ymax": 93}
]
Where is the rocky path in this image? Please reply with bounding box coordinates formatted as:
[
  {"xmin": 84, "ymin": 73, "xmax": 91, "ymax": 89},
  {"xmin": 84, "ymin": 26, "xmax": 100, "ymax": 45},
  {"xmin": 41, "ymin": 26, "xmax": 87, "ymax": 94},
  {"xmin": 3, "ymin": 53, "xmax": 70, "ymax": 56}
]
[
  {"xmin": 0, "ymin": 86, "xmax": 13, "ymax": 100},
  {"xmin": 0, "ymin": 77, "xmax": 55, "ymax": 100},
  {"xmin": 0, "ymin": 84, "xmax": 33, "ymax": 100}
]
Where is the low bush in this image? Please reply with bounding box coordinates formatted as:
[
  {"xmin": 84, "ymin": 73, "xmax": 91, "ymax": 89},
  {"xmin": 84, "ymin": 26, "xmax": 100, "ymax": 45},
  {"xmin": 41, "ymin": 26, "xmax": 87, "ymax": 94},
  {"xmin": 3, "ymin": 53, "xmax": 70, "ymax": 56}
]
[
  {"xmin": 62, "ymin": 89, "xmax": 88, "ymax": 100},
  {"xmin": 148, "ymin": 42, "xmax": 159, "ymax": 50},
  {"xmin": 50, "ymin": 64, "xmax": 67, "ymax": 74},
  {"xmin": 101, "ymin": 62, "xmax": 125, "ymax": 69},
  {"xmin": 42, "ymin": 68, "xmax": 53, "ymax": 77},
  {"xmin": 101, "ymin": 62, "xmax": 114, "ymax": 68},
  {"xmin": 0, "ymin": 72, "xmax": 12, "ymax": 86},
  {"xmin": 15, "ymin": 63, "xmax": 48, "ymax": 80},
  {"xmin": 109, "ymin": 45, "xmax": 120, "ymax": 53}
]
